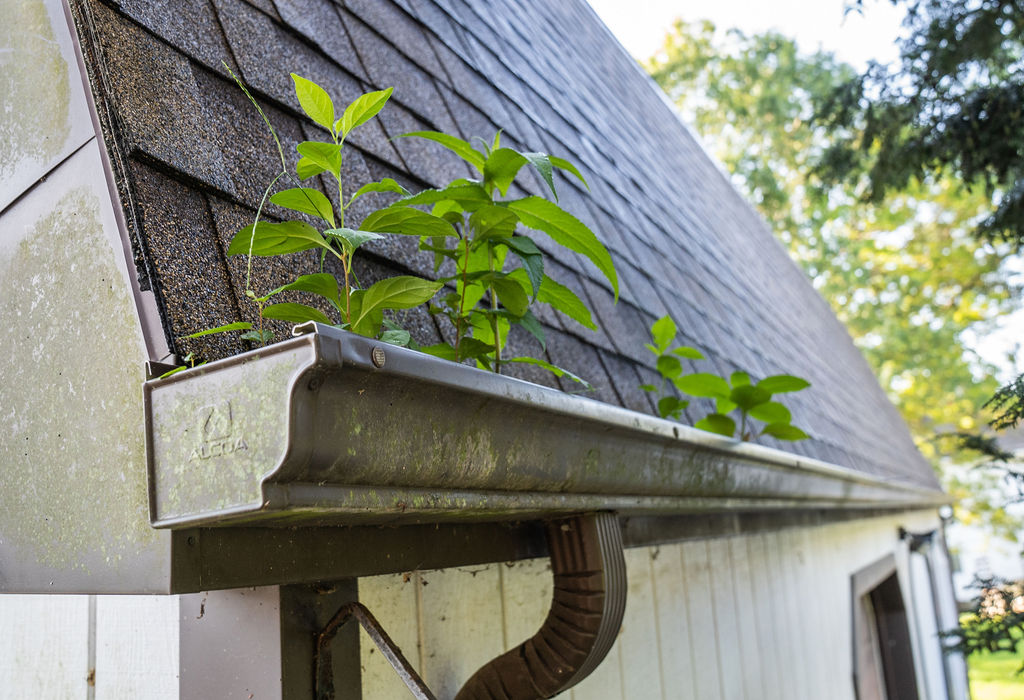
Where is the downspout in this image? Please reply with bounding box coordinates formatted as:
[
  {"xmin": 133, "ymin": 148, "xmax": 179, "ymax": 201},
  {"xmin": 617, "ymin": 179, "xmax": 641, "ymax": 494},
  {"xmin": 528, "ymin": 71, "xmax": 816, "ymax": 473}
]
[{"xmin": 456, "ymin": 512, "xmax": 627, "ymax": 700}]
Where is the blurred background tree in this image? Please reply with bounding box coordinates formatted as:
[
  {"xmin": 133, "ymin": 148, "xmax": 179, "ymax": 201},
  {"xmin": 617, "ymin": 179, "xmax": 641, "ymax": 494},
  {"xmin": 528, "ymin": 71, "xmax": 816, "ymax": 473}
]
[{"xmin": 646, "ymin": 18, "xmax": 1020, "ymax": 535}]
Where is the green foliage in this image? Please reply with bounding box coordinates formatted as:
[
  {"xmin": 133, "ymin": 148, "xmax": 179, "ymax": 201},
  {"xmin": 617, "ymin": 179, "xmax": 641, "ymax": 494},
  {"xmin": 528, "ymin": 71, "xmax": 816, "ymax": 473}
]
[
  {"xmin": 987, "ymin": 374, "xmax": 1024, "ymax": 431},
  {"xmin": 395, "ymin": 130, "xmax": 616, "ymax": 377},
  {"xmin": 179, "ymin": 72, "xmax": 614, "ymax": 389},
  {"xmin": 944, "ymin": 577, "xmax": 1024, "ymax": 675},
  {"xmin": 819, "ymin": 0, "xmax": 1024, "ymax": 246},
  {"xmin": 642, "ymin": 316, "xmax": 810, "ymax": 441},
  {"xmin": 196, "ymin": 71, "xmax": 444, "ymax": 348},
  {"xmin": 646, "ymin": 19, "xmax": 1018, "ymax": 463}
]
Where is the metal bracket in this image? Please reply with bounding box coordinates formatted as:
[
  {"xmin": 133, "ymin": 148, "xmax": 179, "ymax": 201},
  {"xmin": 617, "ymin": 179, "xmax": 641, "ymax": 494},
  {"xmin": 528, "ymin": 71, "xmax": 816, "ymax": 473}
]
[{"xmin": 315, "ymin": 602, "xmax": 436, "ymax": 700}]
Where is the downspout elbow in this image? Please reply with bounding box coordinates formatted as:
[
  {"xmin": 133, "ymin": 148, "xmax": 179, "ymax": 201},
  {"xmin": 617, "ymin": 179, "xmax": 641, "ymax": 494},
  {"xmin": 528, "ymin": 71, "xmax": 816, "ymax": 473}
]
[{"xmin": 455, "ymin": 512, "xmax": 627, "ymax": 699}]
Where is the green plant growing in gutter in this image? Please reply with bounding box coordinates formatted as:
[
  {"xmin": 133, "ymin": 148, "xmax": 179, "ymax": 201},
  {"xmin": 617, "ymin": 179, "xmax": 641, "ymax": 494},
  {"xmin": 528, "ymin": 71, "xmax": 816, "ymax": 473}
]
[
  {"xmin": 194, "ymin": 70, "xmax": 450, "ymax": 346},
  {"xmin": 389, "ymin": 130, "xmax": 618, "ymax": 377},
  {"xmin": 643, "ymin": 315, "xmax": 811, "ymax": 441},
  {"xmin": 185, "ymin": 72, "xmax": 617, "ymax": 388},
  {"xmin": 640, "ymin": 315, "xmax": 705, "ymax": 419}
]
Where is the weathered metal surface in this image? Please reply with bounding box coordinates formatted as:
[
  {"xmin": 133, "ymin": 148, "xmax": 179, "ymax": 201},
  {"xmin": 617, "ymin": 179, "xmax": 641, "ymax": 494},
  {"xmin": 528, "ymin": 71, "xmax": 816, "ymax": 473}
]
[{"xmin": 145, "ymin": 324, "xmax": 948, "ymax": 530}]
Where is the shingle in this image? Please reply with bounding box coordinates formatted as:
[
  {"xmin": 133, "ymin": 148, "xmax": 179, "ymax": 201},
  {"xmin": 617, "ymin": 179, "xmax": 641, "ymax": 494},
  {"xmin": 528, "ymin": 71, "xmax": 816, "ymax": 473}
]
[
  {"xmin": 128, "ymin": 160, "xmax": 245, "ymax": 362},
  {"xmin": 341, "ymin": 0, "xmax": 444, "ymax": 77},
  {"xmin": 599, "ymin": 353, "xmax": 656, "ymax": 414},
  {"xmin": 376, "ymin": 105, "xmax": 471, "ymax": 187},
  {"xmin": 273, "ymin": 0, "xmax": 368, "ymax": 81},
  {"xmin": 343, "ymin": 12, "xmax": 455, "ymax": 131},
  {"xmin": 90, "ymin": 4, "xmax": 234, "ymax": 193},
  {"xmin": 542, "ymin": 329, "xmax": 617, "ymax": 404},
  {"xmin": 213, "ymin": 0, "xmax": 366, "ymax": 114},
  {"xmin": 116, "ymin": 0, "xmax": 235, "ymax": 74}
]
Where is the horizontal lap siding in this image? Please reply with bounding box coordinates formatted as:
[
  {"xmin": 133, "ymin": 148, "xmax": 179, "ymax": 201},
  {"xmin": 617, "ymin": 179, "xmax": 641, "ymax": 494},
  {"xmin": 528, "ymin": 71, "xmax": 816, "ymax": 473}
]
[{"xmin": 357, "ymin": 511, "xmax": 940, "ymax": 699}]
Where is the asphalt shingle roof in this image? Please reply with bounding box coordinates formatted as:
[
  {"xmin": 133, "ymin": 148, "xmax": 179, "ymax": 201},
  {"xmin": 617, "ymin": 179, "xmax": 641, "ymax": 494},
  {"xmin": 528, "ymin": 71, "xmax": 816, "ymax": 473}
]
[{"xmin": 73, "ymin": 0, "xmax": 939, "ymax": 489}]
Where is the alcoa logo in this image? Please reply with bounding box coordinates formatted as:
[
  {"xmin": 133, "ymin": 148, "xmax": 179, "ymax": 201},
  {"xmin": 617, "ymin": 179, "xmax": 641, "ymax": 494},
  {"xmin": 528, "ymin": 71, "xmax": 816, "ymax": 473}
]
[{"xmin": 189, "ymin": 400, "xmax": 249, "ymax": 461}]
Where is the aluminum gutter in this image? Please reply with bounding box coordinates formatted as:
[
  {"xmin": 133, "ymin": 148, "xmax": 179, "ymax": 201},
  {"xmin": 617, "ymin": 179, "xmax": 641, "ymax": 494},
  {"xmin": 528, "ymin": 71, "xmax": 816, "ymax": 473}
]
[{"xmin": 144, "ymin": 324, "xmax": 947, "ymax": 529}]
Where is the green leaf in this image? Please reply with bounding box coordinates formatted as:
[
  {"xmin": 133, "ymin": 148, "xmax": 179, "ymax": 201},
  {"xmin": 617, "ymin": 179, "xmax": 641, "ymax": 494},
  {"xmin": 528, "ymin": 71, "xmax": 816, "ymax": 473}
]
[
  {"xmin": 731, "ymin": 371, "xmax": 751, "ymax": 387},
  {"xmin": 380, "ymin": 328, "xmax": 411, "ymax": 346},
  {"xmin": 240, "ymin": 330, "xmax": 274, "ymax": 343},
  {"xmin": 640, "ymin": 384, "xmax": 657, "ymax": 392},
  {"xmin": 761, "ymin": 423, "xmax": 809, "ymax": 441},
  {"xmin": 323, "ymin": 227, "xmax": 384, "ymax": 256},
  {"xmin": 507, "ymin": 356, "xmax": 592, "ymax": 389},
  {"xmin": 419, "ymin": 342, "xmax": 457, "ymax": 361},
  {"xmin": 672, "ymin": 346, "xmax": 704, "ymax": 360},
  {"xmin": 749, "ymin": 401, "xmax": 792, "ymax": 424},
  {"xmin": 489, "ymin": 275, "xmax": 530, "ymax": 316},
  {"xmin": 506, "ymin": 197, "xmax": 618, "ymax": 300},
  {"xmin": 349, "ymin": 178, "xmax": 410, "ymax": 206},
  {"xmin": 650, "ymin": 315, "xmax": 677, "ymax": 352},
  {"xmin": 695, "ymin": 413, "xmax": 737, "ymax": 437},
  {"xmin": 657, "ymin": 395, "xmax": 688, "ymax": 420},
  {"xmin": 184, "ymin": 321, "xmax": 252, "ymax": 338},
  {"xmin": 159, "ymin": 362, "xmax": 208, "ymax": 379},
  {"xmin": 550, "ymin": 155, "xmax": 588, "ymax": 189},
  {"xmin": 503, "ymin": 236, "xmax": 544, "ymax": 297},
  {"xmin": 262, "ymin": 302, "xmax": 333, "ymax": 325},
  {"xmin": 656, "ymin": 354, "xmax": 683, "ymax": 380},
  {"xmin": 516, "ymin": 309, "xmax": 546, "ymax": 350},
  {"xmin": 483, "ymin": 148, "xmax": 529, "ymax": 195},
  {"xmin": 399, "ymin": 184, "xmax": 492, "ymax": 210},
  {"xmin": 349, "ymin": 276, "xmax": 443, "ymax": 335},
  {"xmin": 675, "ymin": 373, "xmax": 731, "ymax": 399},
  {"xmin": 263, "ymin": 273, "xmax": 341, "ymax": 308},
  {"xmin": 459, "ymin": 337, "xmax": 498, "ymax": 361},
  {"xmin": 337, "ymin": 87, "xmax": 393, "ymax": 138},
  {"xmin": 401, "ymin": 131, "xmax": 486, "ymax": 172},
  {"xmin": 228, "ymin": 220, "xmax": 332, "ymax": 257},
  {"xmin": 346, "ymin": 290, "xmax": 384, "ymax": 337},
  {"xmin": 296, "ymin": 141, "xmax": 342, "ymax": 178},
  {"xmin": 469, "ymin": 205, "xmax": 519, "ymax": 243},
  {"xmin": 535, "ymin": 274, "xmax": 596, "ymax": 330},
  {"xmin": 520, "ymin": 152, "xmax": 556, "ymax": 198},
  {"xmin": 730, "ymin": 384, "xmax": 771, "ymax": 411},
  {"xmin": 756, "ymin": 375, "xmax": 811, "ymax": 394},
  {"xmin": 296, "ymin": 156, "xmax": 326, "ymax": 180},
  {"xmin": 291, "ymin": 73, "xmax": 335, "ymax": 132},
  {"xmin": 270, "ymin": 187, "xmax": 335, "ymax": 227},
  {"xmin": 360, "ymin": 207, "xmax": 458, "ymax": 238},
  {"xmin": 716, "ymin": 398, "xmax": 738, "ymax": 414}
]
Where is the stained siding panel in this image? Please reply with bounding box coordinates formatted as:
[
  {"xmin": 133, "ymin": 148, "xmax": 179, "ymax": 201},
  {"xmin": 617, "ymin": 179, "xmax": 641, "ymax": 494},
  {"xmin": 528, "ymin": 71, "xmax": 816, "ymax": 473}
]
[
  {"xmin": 95, "ymin": 596, "xmax": 179, "ymax": 699},
  {"xmin": 357, "ymin": 573, "xmax": 423, "ymax": 699},
  {"xmin": 706, "ymin": 538, "xmax": 746, "ymax": 700},
  {"xmin": 680, "ymin": 540, "xmax": 725, "ymax": 699},
  {"xmin": 728, "ymin": 536, "xmax": 764, "ymax": 700},
  {"xmin": 416, "ymin": 565, "xmax": 505, "ymax": 697},
  {"xmin": 499, "ymin": 557, "xmax": 552, "ymax": 649},
  {"xmin": 741, "ymin": 534, "xmax": 784, "ymax": 700},
  {"xmin": 0, "ymin": 595, "xmax": 89, "ymax": 700},
  {"xmin": 650, "ymin": 543, "xmax": 699, "ymax": 699},
  {"xmin": 618, "ymin": 547, "xmax": 664, "ymax": 699}
]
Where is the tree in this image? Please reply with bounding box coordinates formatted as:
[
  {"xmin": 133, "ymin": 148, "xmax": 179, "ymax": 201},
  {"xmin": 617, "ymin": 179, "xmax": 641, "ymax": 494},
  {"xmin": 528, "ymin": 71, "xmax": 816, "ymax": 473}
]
[
  {"xmin": 815, "ymin": 0, "xmax": 1024, "ymax": 432},
  {"xmin": 646, "ymin": 21, "xmax": 1018, "ymax": 506}
]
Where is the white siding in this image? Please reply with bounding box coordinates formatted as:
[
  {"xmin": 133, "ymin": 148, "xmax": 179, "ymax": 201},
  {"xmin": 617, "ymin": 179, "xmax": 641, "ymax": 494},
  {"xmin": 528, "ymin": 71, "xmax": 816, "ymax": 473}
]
[{"xmin": 357, "ymin": 510, "xmax": 946, "ymax": 700}]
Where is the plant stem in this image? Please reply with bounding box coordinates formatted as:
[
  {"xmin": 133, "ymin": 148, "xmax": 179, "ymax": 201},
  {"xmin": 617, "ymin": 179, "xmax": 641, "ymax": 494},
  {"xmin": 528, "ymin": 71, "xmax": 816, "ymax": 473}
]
[
  {"xmin": 489, "ymin": 245, "xmax": 500, "ymax": 373},
  {"xmin": 455, "ymin": 235, "xmax": 471, "ymax": 362}
]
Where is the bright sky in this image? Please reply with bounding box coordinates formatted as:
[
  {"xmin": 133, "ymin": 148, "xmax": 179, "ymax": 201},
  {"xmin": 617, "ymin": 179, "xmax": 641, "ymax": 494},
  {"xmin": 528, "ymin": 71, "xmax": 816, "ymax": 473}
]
[{"xmin": 585, "ymin": 0, "xmax": 906, "ymax": 68}]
